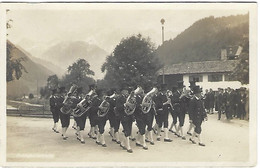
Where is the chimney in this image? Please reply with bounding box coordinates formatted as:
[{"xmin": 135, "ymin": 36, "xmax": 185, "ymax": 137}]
[{"xmin": 221, "ymin": 48, "xmax": 227, "ymax": 60}]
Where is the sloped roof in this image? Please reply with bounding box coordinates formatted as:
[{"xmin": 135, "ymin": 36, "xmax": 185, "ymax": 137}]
[{"xmin": 158, "ymin": 60, "xmax": 239, "ymax": 75}]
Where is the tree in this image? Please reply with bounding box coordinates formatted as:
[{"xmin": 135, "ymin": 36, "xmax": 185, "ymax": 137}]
[
  {"xmin": 231, "ymin": 40, "xmax": 249, "ymax": 85},
  {"xmin": 29, "ymin": 93, "xmax": 34, "ymax": 99},
  {"xmin": 47, "ymin": 75, "xmax": 59, "ymax": 89},
  {"xmin": 6, "ymin": 42, "xmax": 27, "ymax": 82},
  {"xmin": 102, "ymin": 34, "xmax": 162, "ymax": 90},
  {"xmin": 6, "ymin": 10, "xmax": 27, "ymax": 82},
  {"xmin": 60, "ymin": 59, "xmax": 95, "ymax": 92}
]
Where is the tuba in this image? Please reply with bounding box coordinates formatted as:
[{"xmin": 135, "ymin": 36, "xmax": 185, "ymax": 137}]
[
  {"xmin": 97, "ymin": 96, "xmax": 110, "ymax": 117},
  {"xmin": 72, "ymin": 89, "xmax": 97, "ymax": 117},
  {"xmin": 123, "ymin": 86, "xmax": 141, "ymax": 116},
  {"xmin": 60, "ymin": 84, "xmax": 78, "ymax": 114},
  {"xmin": 141, "ymin": 87, "xmax": 158, "ymax": 114}
]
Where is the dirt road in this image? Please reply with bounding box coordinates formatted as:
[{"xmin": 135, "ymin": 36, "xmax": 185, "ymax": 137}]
[{"xmin": 6, "ymin": 114, "xmax": 249, "ymax": 164}]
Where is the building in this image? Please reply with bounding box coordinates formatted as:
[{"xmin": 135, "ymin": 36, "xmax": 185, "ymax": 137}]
[{"xmin": 157, "ymin": 46, "xmax": 246, "ymax": 91}]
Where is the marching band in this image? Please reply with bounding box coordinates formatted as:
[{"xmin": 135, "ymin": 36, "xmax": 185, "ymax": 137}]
[{"xmin": 49, "ymin": 81, "xmax": 208, "ymax": 153}]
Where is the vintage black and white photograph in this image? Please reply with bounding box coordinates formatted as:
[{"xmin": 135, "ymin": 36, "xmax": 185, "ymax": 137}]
[{"xmin": 0, "ymin": 2, "xmax": 257, "ymax": 167}]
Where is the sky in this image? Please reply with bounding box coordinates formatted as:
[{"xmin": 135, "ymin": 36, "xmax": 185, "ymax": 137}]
[{"xmin": 5, "ymin": 3, "xmax": 249, "ymax": 78}]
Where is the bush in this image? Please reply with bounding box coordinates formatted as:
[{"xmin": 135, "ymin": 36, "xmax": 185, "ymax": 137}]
[{"xmin": 29, "ymin": 93, "xmax": 34, "ymax": 99}]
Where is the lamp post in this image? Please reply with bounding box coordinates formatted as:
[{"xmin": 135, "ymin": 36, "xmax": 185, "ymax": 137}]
[{"xmin": 161, "ymin": 18, "xmax": 165, "ymax": 84}]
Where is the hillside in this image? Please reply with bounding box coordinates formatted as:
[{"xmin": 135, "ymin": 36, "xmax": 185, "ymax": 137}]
[
  {"xmin": 156, "ymin": 14, "xmax": 249, "ymax": 65},
  {"xmin": 7, "ymin": 41, "xmax": 54, "ymax": 98},
  {"xmin": 16, "ymin": 45, "xmax": 64, "ymax": 78},
  {"xmin": 41, "ymin": 41, "xmax": 108, "ymax": 79}
]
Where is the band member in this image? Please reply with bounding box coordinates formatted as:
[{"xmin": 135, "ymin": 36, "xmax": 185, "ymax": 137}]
[
  {"xmin": 95, "ymin": 89, "xmax": 108, "ymax": 147},
  {"xmin": 186, "ymin": 81, "xmax": 196, "ymax": 136},
  {"xmin": 143, "ymin": 86, "xmax": 158, "ymax": 145},
  {"xmin": 111, "ymin": 91, "xmax": 121, "ymax": 144},
  {"xmin": 57, "ymin": 86, "xmax": 71, "ymax": 140},
  {"xmin": 171, "ymin": 81, "xmax": 187, "ymax": 140},
  {"xmin": 50, "ymin": 88, "xmax": 59, "ymax": 133},
  {"xmin": 189, "ymin": 86, "xmax": 207, "ymax": 146},
  {"xmin": 133, "ymin": 86, "xmax": 149, "ymax": 150},
  {"xmin": 169, "ymin": 86, "xmax": 178, "ymax": 134},
  {"xmin": 73, "ymin": 87, "xmax": 87, "ymax": 144},
  {"xmin": 107, "ymin": 89, "xmax": 120, "ymax": 143},
  {"xmin": 153, "ymin": 84, "xmax": 172, "ymax": 142},
  {"xmin": 87, "ymin": 84, "xmax": 98, "ymax": 139},
  {"xmin": 116, "ymin": 87, "xmax": 134, "ymax": 153}
]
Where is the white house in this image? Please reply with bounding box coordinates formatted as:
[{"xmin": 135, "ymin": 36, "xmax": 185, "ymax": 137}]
[{"xmin": 157, "ymin": 46, "xmax": 247, "ymax": 91}]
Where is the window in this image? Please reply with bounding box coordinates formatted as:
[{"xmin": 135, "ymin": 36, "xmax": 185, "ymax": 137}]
[
  {"xmin": 224, "ymin": 73, "xmax": 236, "ymax": 81},
  {"xmin": 208, "ymin": 74, "xmax": 223, "ymax": 82},
  {"xmin": 189, "ymin": 74, "xmax": 203, "ymax": 82}
]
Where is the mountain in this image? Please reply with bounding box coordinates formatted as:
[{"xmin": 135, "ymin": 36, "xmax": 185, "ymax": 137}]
[
  {"xmin": 156, "ymin": 14, "xmax": 249, "ymax": 65},
  {"xmin": 16, "ymin": 45, "xmax": 64, "ymax": 78},
  {"xmin": 41, "ymin": 41, "xmax": 108, "ymax": 79},
  {"xmin": 7, "ymin": 40, "xmax": 54, "ymax": 98}
]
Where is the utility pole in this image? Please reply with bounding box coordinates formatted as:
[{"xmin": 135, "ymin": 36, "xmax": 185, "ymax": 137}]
[{"xmin": 161, "ymin": 18, "xmax": 165, "ymax": 84}]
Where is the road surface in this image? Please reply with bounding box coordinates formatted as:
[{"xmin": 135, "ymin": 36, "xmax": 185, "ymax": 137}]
[{"xmin": 6, "ymin": 114, "xmax": 249, "ymax": 163}]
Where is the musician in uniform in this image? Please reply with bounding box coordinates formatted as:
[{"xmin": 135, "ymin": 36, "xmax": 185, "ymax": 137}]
[
  {"xmin": 170, "ymin": 81, "xmax": 186, "ymax": 140},
  {"xmin": 95, "ymin": 89, "xmax": 108, "ymax": 147},
  {"xmin": 111, "ymin": 89, "xmax": 121, "ymax": 144},
  {"xmin": 186, "ymin": 81, "xmax": 196, "ymax": 136},
  {"xmin": 133, "ymin": 86, "xmax": 149, "ymax": 150},
  {"xmin": 73, "ymin": 87, "xmax": 87, "ymax": 144},
  {"xmin": 106, "ymin": 89, "xmax": 118, "ymax": 142},
  {"xmin": 144, "ymin": 86, "xmax": 158, "ymax": 145},
  {"xmin": 57, "ymin": 86, "xmax": 71, "ymax": 140},
  {"xmin": 116, "ymin": 87, "xmax": 134, "ymax": 153},
  {"xmin": 189, "ymin": 86, "xmax": 207, "ymax": 146},
  {"xmin": 153, "ymin": 84, "xmax": 172, "ymax": 142},
  {"xmin": 169, "ymin": 86, "xmax": 178, "ymax": 134},
  {"xmin": 50, "ymin": 88, "xmax": 59, "ymax": 133},
  {"xmin": 87, "ymin": 84, "xmax": 98, "ymax": 140}
]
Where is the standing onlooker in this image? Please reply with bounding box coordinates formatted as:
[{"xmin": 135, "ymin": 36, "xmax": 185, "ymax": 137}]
[
  {"xmin": 217, "ymin": 88, "xmax": 225, "ymax": 120},
  {"xmin": 208, "ymin": 89, "xmax": 215, "ymax": 114},
  {"xmin": 204, "ymin": 89, "xmax": 210, "ymax": 114}
]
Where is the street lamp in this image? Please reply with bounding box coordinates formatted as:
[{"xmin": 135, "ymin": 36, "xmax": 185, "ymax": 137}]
[{"xmin": 161, "ymin": 18, "xmax": 165, "ymax": 84}]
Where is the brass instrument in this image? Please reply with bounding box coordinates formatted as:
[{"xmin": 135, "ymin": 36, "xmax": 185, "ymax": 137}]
[
  {"xmin": 60, "ymin": 84, "xmax": 78, "ymax": 114},
  {"xmin": 72, "ymin": 89, "xmax": 97, "ymax": 117},
  {"xmin": 165, "ymin": 90, "xmax": 174, "ymax": 110},
  {"xmin": 124, "ymin": 86, "xmax": 142, "ymax": 115},
  {"xmin": 141, "ymin": 87, "xmax": 158, "ymax": 114},
  {"xmin": 97, "ymin": 96, "xmax": 110, "ymax": 117}
]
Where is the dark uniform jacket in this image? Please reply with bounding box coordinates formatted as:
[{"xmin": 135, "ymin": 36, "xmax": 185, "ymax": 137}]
[
  {"xmin": 189, "ymin": 96, "xmax": 207, "ymax": 122},
  {"xmin": 115, "ymin": 94, "xmax": 132, "ymax": 122},
  {"xmin": 50, "ymin": 95, "xmax": 56, "ymax": 111},
  {"xmin": 171, "ymin": 91, "xmax": 181, "ymax": 113},
  {"xmin": 134, "ymin": 94, "xmax": 144, "ymax": 119},
  {"xmin": 154, "ymin": 92, "xmax": 168, "ymax": 115},
  {"xmin": 55, "ymin": 95, "xmax": 64, "ymax": 111},
  {"xmin": 89, "ymin": 96, "xmax": 102, "ymax": 116}
]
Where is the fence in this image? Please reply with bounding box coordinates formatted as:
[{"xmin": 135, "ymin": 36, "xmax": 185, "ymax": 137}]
[{"xmin": 6, "ymin": 102, "xmax": 53, "ymax": 118}]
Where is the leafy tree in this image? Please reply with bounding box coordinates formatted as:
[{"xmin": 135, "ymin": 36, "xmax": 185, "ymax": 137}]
[
  {"xmin": 60, "ymin": 59, "xmax": 95, "ymax": 92},
  {"xmin": 102, "ymin": 34, "xmax": 162, "ymax": 90},
  {"xmin": 47, "ymin": 75, "xmax": 59, "ymax": 89},
  {"xmin": 231, "ymin": 40, "xmax": 249, "ymax": 84},
  {"xmin": 6, "ymin": 42, "xmax": 27, "ymax": 82},
  {"xmin": 6, "ymin": 10, "xmax": 27, "ymax": 82},
  {"xmin": 29, "ymin": 93, "xmax": 34, "ymax": 99}
]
